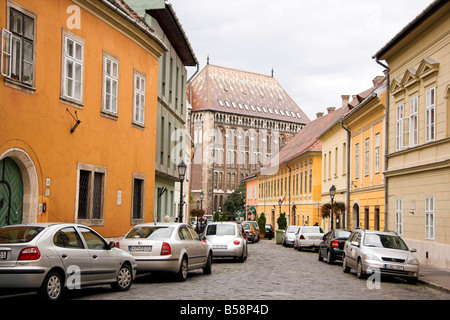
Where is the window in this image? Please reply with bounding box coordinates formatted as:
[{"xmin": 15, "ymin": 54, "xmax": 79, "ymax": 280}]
[
  {"xmin": 364, "ymin": 138, "xmax": 370, "ymax": 176},
  {"xmin": 1, "ymin": 5, "xmax": 36, "ymax": 87},
  {"xmin": 53, "ymin": 227, "xmax": 84, "ymax": 249},
  {"xmin": 425, "ymin": 196, "xmax": 435, "ymax": 240},
  {"xmin": 62, "ymin": 32, "xmax": 84, "ymax": 103},
  {"xmin": 76, "ymin": 164, "xmax": 106, "ymax": 225},
  {"xmin": 355, "ymin": 143, "xmax": 359, "ymax": 179},
  {"xmin": 410, "ymin": 96, "xmax": 418, "ymax": 147},
  {"xmin": 426, "ymin": 87, "xmax": 436, "ymax": 142},
  {"xmin": 395, "ymin": 199, "xmax": 403, "ymax": 236},
  {"xmin": 102, "ymin": 53, "xmax": 119, "ymax": 115},
  {"xmin": 396, "ymin": 103, "xmax": 404, "ymax": 150},
  {"xmin": 375, "ymin": 133, "xmax": 380, "ymax": 174},
  {"xmin": 132, "ymin": 174, "xmax": 145, "ymax": 223},
  {"xmin": 133, "ymin": 71, "xmax": 146, "ymax": 126}
]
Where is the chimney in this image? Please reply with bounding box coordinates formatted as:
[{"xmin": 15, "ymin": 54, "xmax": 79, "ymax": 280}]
[
  {"xmin": 327, "ymin": 107, "xmax": 336, "ymax": 114},
  {"xmin": 316, "ymin": 112, "xmax": 324, "ymax": 118},
  {"xmin": 341, "ymin": 95, "xmax": 350, "ymax": 108}
]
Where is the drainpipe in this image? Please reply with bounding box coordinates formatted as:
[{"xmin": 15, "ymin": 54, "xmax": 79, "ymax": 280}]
[
  {"xmin": 340, "ymin": 121, "xmax": 351, "ymax": 230},
  {"xmin": 374, "ymin": 59, "xmax": 390, "ymax": 232},
  {"xmin": 286, "ymin": 162, "xmax": 292, "ymax": 226}
]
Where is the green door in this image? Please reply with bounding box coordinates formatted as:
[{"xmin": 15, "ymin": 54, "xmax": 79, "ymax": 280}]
[{"xmin": 0, "ymin": 158, "xmax": 23, "ymax": 226}]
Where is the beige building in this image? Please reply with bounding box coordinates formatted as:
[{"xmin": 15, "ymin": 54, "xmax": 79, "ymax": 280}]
[{"xmin": 373, "ymin": 0, "xmax": 450, "ymax": 268}]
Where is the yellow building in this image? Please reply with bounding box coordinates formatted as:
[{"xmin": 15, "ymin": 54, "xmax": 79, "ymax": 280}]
[
  {"xmin": 342, "ymin": 77, "xmax": 387, "ymax": 231},
  {"xmin": 0, "ymin": 0, "xmax": 166, "ymax": 237},
  {"xmin": 373, "ymin": 0, "xmax": 450, "ymax": 268},
  {"xmin": 256, "ymin": 108, "xmax": 347, "ymax": 229}
]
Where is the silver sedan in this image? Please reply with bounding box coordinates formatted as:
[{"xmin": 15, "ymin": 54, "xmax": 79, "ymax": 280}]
[
  {"xmin": 117, "ymin": 223, "xmax": 212, "ymax": 281},
  {"xmin": 0, "ymin": 223, "xmax": 137, "ymax": 300}
]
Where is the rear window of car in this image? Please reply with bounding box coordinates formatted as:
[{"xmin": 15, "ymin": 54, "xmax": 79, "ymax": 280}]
[
  {"xmin": 335, "ymin": 230, "xmax": 351, "ymax": 238},
  {"xmin": 0, "ymin": 226, "xmax": 45, "ymax": 243},
  {"xmin": 206, "ymin": 224, "xmax": 235, "ymax": 236},
  {"xmin": 286, "ymin": 226, "xmax": 300, "ymax": 233},
  {"xmin": 301, "ymin": 227, "xmax": 324, "ymax": 234},
  {"xmin": 125, "ymin": 226, "xmax": 174, "ymax": 239}
]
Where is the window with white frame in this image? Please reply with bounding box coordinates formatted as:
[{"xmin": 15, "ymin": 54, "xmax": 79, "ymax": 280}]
[
  {"xmin": 133, "ymin": 71, "xmax": 146, "ymax": 126},
  {"xmin": 62, "ymin": 32, "xmax": 84, "ymax": 103},
  {"xmin": 364, "ymin": 138, "xmax": 370, "ymax": 176},
  {"xmin": 375, "ymin": 133, "xmax": 380, "ymax": 174},
  {"xmin": 425, "ymin": 196, "xmax": 435, "ymax": 240},
  {"xmin": 355, "ymin": 143, "xmax": 359, "ymax": 179},
  {"xmin": 426, "ymin": 87, "xmax": 436, "ymax": 142},
  {"xmin": 1, "ymin": 5, "xmax": 36, "ymax": 87},
  {"xmin": 410, "ymin": 96, "xmax": 418, "ymax": 147},
  {"xmin": 395, "ymin": 198, "xmax": 403, "ymax": 236},
  {"xmin": 396, "ymin": 103, "xmax": 404, "ymax": 150},
  {"xmin": 102, "ymin": 53, "xmax": 119, "ymax": 115}
]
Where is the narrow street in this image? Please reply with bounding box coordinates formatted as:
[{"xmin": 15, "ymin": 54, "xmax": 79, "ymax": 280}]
[{"xmin": 64, "ymin": 238, "xmax": 448, "ymax": 301}]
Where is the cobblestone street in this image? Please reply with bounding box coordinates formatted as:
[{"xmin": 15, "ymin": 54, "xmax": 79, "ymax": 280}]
[{"xmin": 67, "ymin": 238, "xmax": 448, "ymax": 301}]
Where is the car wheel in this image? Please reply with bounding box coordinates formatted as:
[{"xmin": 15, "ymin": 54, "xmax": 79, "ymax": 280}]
[
  {"xmin": 342, "ymin": 255, "xmax": 351, "ymax": 273},
  {"xmin": 237, "ymin": 247, "xmax": 246, "ymax": 263},
  {"xmin": 39, "ymin": 270, "xmax": 63, "ymax": 301},
  {"xmin": 327, "ymin": 250, "xmax": 334, "ymax": 264},
  {"xmin": 357, "ymin": 259, "xmax": 366, "ymax": 279},
  {"xmin": 203, "ymin": 252, "xmax": 212, "ymax": 275},
  {"xmin": 176, "ymin": 256, "xmax": 188, "ymax": 282},
  {"xmin": 112, "ymin": 263, "xmax": 133, "ymax": 291}
]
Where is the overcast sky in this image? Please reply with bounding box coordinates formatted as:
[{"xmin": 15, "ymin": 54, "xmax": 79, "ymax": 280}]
[{"xmin": 169, "ymin": 0, "xmax": 434, "ymax": 121}]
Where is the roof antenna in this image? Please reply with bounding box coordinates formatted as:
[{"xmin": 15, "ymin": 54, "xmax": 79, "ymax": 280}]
[
  {"xmin": 271, "ymin": 67, "xmax": 274, "ymax": 77},
  {"xmin": 207, "ymin": 54, "xmax": 209, "ymax": 65}
]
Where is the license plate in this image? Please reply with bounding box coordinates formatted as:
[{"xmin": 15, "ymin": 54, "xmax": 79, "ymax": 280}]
[
  {"xmin": 0, "ymin": 251, "xmax": 6, "ymax": 260},
  {"xmin": 129, "ymin": 246, "xmax": 152, "ymax": 252},
  {"xmin": 213, "ymin": 245, "xmax": 227, "ymax": 249},
  {"xmin": 385, "ymin": 264, "xmax": 404, "ymax": 271}
]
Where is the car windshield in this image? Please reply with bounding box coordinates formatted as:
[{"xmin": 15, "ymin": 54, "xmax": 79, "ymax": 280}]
[
  {"xmin": 206, "ymin": 224, "xmax": 235, "ymax": 236},
  {"xmin": 363, "ymin": 233, "xmax": 409, "ymax": 250},
  {"xmin": 286, "ymin": 226, "xmax": 300, "ymax": 233},
  {"xmin": 335, "ymin": 230, "xmax": 351, "ymax": 238},
  {"xmin": 0, "ymin": 226, "xmax": 45, "ymax": 243},
  {"xmin": 301, "ymin": 227, "xmax": 324, "ymax": 233},
  {"xmin": 125, "ymin": 226, "xmax": 174, "ymax": 239}
]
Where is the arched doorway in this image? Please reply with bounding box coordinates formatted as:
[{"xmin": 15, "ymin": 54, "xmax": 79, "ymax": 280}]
[
  {"xmin": 0, "ymin": 157, "xmax": 24, "ymax": 226},
  {"xmin": 352, "ymin": 203, "xmax": 360, "ymax": 229},
  {"xmin": 1, "ymin": 148, "xmax": 39, "ymax": 225}
]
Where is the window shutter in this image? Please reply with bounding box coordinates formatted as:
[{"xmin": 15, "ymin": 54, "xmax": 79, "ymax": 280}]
[{"xmin": 1, "ymin": 29, "xmax": 12, "ymax": 78}]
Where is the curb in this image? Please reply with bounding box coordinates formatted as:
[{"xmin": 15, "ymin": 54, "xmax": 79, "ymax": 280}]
[{"xmin": 418, "ymin": 279, "xmax": 450, "ymax": 294}]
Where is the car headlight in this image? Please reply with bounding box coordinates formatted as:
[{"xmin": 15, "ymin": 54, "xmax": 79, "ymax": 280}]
[
  {"xmin": 407, "ymin": 257, "xmax": 419, "ymax": 265},
  {"xmin": 363, "ymin": 253, "xmax": 379, "ymax": 261}
]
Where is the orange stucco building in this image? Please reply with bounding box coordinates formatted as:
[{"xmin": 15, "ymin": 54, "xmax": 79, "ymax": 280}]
[{"xmin": 0, "ymin": 0, "xmax": 165, "ymax": 237}]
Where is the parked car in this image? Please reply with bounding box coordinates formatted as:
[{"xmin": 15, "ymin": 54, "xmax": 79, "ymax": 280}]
[
  {"xmin": 242, "ymin": 222, "xmax": 258, "ymax": 243},
  {"xmin": 244, "ymin": 221, "xmax": 260, "ymax": 242},
  {"xmin": 203, "ymin": 222, "xmax": 247, "ymax": 262},
  {"xmin": 118, "ymin": 223, "xmax": 212, "ymax": 282},
  {"xmin": 282, "ymin": 226, "xmax": 300, "ymax": 247},
  {"xmin": 318, "ymin": 229, "xmax": 351, "ymax": 264},
  {"xmin": 265, "ymin": 224, "xmax": 274, "ymax": 240},
  {"xmin": 0, "ymin": 223, "xmax": 136, "ymax": 300},
  {"xmin": 342, "ymin": 229, "xmax": 419, "ymax": 284},
  {"xmin": 293, "ymin": 226, "xmax": 324, "ymax": 251}
]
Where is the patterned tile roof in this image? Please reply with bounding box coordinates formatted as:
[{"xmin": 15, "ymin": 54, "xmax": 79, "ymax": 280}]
[{"xmin": 188, "ymin": 64, "xmax": 310, "ymax": 125}]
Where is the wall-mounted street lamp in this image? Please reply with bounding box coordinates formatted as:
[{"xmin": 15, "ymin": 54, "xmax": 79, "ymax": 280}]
[
  {"xmin": 329, "ymin": 184, "xmax": 336, "ymax": 230},
  {"xmin": 178, "ymin": 160, "xmax": 187, "ymax": 223}
]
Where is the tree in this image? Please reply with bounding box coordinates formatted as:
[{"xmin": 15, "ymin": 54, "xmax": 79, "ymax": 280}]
[
  {"xmin": 223, "ymin": 182, "xmax": 246, "ymax": 214},
  {"xmin": 257, "ymin": 213, "xmax": 266, "ymax": 234},
  {"xmin": 277, "ymin": 213, "xmax": 287, "ymax": 230}
]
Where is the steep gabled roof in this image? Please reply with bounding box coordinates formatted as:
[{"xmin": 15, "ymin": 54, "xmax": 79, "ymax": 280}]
[{"xmin": 188, "ymin": 64, "xmax": 310, "ymax": 125}]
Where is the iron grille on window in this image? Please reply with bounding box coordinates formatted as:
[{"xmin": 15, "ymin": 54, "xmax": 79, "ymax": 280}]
[
  {"xmin": 133, "ymin": 178, "xmax": 143, "ymax": 220},
  {"xmin": 77, "ymin": 170, "xmax": 90, "ymax": 220}
]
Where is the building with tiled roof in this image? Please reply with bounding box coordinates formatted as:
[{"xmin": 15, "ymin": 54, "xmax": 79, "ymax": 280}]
[{"xmin": 188, "ymin": 64, "xmax": 310, "ymax": 217}]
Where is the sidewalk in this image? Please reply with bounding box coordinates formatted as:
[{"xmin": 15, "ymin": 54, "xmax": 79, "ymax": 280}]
[{"xmin": 418, "ymin": 263, "xmax": 450, "ymax": 293}]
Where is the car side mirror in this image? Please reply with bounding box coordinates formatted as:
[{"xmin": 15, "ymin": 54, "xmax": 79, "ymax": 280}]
[
  {"xmin": 108, "ymin": 241, "xmax": 116, "ymax": 250},
  {"xmin": 410, "ymin": 248, "xmax": 417, "ymax": 253},
  {"xmin": 322, "ymin": 235, "xmax": 327, "ymax": 240}
]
